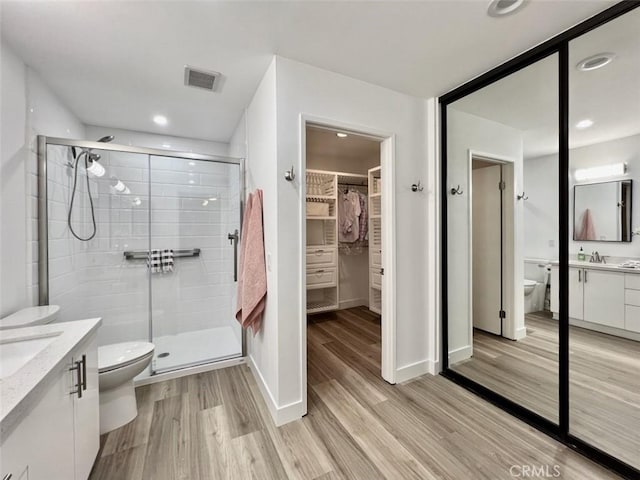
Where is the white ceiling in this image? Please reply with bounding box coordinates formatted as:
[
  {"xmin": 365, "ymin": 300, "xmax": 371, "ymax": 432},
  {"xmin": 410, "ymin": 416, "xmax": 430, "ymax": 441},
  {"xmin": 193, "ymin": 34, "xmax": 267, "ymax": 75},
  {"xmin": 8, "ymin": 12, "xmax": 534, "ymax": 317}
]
[
  {"xmin": 449, "ymin": 7, "xmax": 640, "ymax": 159},
  {"xmin": 0, "ymin": 0, "xmax": 619, "ymax": 143},
  {"xmin": 307, "ymin": 126, "xmax": 380, "ymax": 162}
]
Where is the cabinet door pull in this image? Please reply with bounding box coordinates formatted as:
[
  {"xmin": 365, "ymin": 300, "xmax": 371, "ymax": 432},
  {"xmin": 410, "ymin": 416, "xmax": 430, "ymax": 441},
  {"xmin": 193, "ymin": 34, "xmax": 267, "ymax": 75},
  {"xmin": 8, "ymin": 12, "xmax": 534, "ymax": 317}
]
[
  {"xmin": 70, "ymin": 361, "xmax": 82, "ymax": 398},
  {"xmin": 81, "ymin": 354, "xmax": 87, "ymax": 391},
  {"xmin": 578, "ymin": 270, "xmax": 581, "ymax": 282},
  {"xmin": 584, "ymin": 270, "xmax": 588, "ymax": 283}
]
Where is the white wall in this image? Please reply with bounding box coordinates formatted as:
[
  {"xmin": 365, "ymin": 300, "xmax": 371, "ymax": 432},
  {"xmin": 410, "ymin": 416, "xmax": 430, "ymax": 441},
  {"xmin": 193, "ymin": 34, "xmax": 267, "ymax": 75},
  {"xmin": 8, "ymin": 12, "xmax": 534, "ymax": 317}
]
[
  {"xmin": 241, "ymin": 56, "xmax": 432, "ymax": 423},
  {"xmin": 1, "ymin": 40, "xmax": 28, "ymax": 317},
  {"xmin": 238, "ymin": 59, "xmax": 281, "ymax": 412},
  {"xmin": 0, "ymin": 38, "xmax": 86, "ymax": 317},
  {"xmin": 85, "ymin": 125, "xmax": 229, "ymax": 157},
  {"xmin": 523, "ymin": 153, "xmax": 559, "ymax": 261},
  {"xmin": 446, "ymin": 108, "xmax": 524, "ymax": 361},
  {"xmin": 524, "ymin": 133, "xmax": 640, "ymax": 261}
]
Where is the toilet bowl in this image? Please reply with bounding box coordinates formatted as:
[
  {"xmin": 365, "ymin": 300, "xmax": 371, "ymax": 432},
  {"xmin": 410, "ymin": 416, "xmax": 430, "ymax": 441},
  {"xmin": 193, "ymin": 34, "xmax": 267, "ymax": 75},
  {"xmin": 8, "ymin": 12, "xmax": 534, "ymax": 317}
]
[
  {"xmin": 98, "ymin": 341, "xmax": 154, "ymax": 434},
  {"xmin": 524, "ymin": 279, "xmax": 537, "ymax": 296}
]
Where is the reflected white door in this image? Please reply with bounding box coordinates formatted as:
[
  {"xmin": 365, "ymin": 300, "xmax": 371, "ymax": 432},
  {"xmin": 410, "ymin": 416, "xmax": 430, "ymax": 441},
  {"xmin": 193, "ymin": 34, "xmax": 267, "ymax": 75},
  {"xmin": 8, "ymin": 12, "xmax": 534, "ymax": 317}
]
[{"xmin": 472, "ymin": 164, "xmax": 502, "ymax": 335}]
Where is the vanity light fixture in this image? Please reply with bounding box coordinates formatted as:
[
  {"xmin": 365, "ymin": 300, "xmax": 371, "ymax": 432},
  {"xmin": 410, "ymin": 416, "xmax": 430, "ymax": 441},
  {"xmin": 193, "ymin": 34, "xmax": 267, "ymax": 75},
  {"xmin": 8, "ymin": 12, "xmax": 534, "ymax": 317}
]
[
  {"xmin": 153, "ymin": 115, "xmax": 168, "ymax": 126},
  {"xmin": 487, "ymin": 0, "xmax": 527, "ymax": 17},
  {"xmin": 202, "ymin": 199, "xmax": 209, "ymax": 207},
  {"xmin": 209, "ymin": 197, "xmax": 217, "ymax": 201},
  {"xmin": 336, "ymin": 132, "xmax": 348, "ymax": 138},
  {"xmin": 574, "ymin": 163, "xmax": 627, "ymax": 182},
  {"xmin": 576, "ymin": 52, "xmax": 615, "ymax": 71},
  {"xmin": 575, "ymin": 119, "xmax": 594, "ymax": 129}
]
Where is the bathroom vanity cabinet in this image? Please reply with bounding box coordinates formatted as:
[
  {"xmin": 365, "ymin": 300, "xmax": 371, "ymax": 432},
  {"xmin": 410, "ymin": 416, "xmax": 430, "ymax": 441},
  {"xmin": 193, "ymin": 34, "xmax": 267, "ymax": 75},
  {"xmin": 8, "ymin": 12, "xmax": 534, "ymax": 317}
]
[
  {"xmin": 0, "ymin": 330, "xmax": 99, "ymax": 480},
  {"xmin": 550, "ymin": 264, "xmax": 640, "ymax": 339}
]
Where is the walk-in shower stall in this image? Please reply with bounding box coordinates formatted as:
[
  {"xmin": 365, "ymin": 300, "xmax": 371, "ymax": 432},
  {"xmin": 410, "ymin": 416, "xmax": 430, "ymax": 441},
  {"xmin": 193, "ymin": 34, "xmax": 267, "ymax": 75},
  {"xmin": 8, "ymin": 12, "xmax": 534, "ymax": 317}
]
[{"xmin": 37, "ymin": 136, "xmax": 244, "ymax": 376}]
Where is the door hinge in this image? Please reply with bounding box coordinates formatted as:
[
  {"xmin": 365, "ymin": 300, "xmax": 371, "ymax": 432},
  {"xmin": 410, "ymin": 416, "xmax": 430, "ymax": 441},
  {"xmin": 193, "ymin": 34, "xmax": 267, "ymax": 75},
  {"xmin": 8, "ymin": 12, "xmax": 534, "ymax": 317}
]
[
  {"xmin": 380, "ymin": 268, "xmax": 384, "ymax": 275},
  {"xmin": 498, "ymin": 181, "xmax": 506, "ymax": 191},
  {"xmin": 499, "ymin": 310, "xmax": 506, "ymax": 319}
]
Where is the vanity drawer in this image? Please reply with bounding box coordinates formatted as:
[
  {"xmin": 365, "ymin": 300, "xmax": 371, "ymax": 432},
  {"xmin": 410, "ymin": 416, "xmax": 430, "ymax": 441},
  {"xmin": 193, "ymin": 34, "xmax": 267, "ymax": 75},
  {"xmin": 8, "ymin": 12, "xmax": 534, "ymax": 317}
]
[
  {"xmin": 625, "ymin": 289, "xmax": 640, "ymax": 307},
  {"xmin": 306, "ymin": 247, "xmax": 337, "ymax": 267},
  {"xmin": 307, "ymin": 267, "xmax": 337, "ymax": 289},
  {"xmin": 625, "ymin": 274, "xmax": 640, "ymax": 291},
  {"xmin": 625, "ymin": 305, "xmax": 640, "ymax": 333},
  {"xmin": 371, "ymin": 249, "xmax": 382, "ymax": 267},
  {"xmin": 371, "ymin": 268, "xmax": 382, "ymax": 290}
]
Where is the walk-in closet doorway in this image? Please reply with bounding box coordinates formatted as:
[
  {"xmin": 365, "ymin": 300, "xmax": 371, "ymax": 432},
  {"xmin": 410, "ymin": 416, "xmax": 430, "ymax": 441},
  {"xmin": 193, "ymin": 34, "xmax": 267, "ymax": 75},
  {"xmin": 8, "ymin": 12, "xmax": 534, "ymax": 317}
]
[{"xmin": 299, "ymin": 117, "xmax": 396, "ymax": 414}]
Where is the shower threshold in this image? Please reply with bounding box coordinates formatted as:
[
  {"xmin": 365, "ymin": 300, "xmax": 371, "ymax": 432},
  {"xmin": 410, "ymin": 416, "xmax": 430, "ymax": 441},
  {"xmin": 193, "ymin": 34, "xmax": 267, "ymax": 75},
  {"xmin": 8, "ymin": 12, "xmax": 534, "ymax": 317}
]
[{"xmin": 151, "ymin": 326, "xmax": 242, "ymax": 375}]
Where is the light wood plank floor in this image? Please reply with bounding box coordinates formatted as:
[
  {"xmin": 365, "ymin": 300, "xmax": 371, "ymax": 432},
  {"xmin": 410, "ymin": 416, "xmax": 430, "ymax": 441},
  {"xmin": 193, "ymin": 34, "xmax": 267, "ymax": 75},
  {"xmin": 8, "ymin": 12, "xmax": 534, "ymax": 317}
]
[
  {"xmin": 452, "ymin": 311, "xmax": 640, "ymax": 470},
  {"xmin": 90, "ymin": 307, "xmax": 623, "ymax": 479}
]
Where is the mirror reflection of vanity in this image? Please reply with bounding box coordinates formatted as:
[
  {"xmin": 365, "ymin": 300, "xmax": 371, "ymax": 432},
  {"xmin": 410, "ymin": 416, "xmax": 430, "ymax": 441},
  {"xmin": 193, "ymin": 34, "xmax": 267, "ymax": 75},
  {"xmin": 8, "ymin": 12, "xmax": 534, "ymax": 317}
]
[{"xmin": 573, "ymin": 179, "xmax": 633, "ymax": 242}]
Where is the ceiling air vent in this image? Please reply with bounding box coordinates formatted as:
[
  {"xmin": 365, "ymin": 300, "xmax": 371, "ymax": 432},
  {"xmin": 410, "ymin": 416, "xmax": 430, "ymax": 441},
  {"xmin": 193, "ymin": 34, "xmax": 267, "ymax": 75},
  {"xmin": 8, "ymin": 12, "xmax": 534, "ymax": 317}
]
[{"xmin": 184, "ymin": 66, "xmax": 221, "ymax": 92}]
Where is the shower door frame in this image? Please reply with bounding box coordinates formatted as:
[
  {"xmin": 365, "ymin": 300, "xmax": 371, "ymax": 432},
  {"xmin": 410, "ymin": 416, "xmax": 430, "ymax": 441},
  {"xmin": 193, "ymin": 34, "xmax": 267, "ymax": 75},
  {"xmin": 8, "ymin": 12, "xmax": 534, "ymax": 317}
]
[{"xmin": 37, "ymin": 135, "xmax": 247, "ymax": 364}]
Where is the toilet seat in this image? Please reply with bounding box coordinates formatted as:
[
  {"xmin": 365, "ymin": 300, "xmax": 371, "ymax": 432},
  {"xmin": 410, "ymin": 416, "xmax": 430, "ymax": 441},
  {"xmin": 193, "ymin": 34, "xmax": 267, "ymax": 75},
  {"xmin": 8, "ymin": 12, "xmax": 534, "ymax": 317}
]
[
  {"xmin": 98, "ymin": 342, "xmax": 155, "ymax": 373},
  {"xmin": 524, "ymin": 279, "xmax": 537, "ymax": 287}
]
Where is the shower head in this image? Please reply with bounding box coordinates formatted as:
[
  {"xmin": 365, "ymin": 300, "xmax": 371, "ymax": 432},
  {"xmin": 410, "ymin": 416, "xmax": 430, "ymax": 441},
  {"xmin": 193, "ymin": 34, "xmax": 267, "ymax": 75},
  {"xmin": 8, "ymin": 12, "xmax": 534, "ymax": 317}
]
[
  {"xmin": 97, "ymin": 135, "xmax": 115, "ymax": 143},
  {"xmin": 89, "ymin": 153, "xmax": 101, "ymax": 162}
]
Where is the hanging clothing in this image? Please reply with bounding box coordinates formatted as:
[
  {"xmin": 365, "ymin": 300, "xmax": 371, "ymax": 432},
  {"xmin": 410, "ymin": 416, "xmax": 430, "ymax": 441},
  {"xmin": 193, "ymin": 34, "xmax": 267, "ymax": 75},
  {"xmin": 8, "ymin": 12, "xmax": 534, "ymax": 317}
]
[
  {"xmin": 357, "ymin": 191, "xmax": 368, "ymax": 242},
  {"xmin": 236, "ymin": 189, "xmax": 267, "ymax": 336},
  {"xmin": 338, "ymin": 190, "xmax": 361, "ymax": 243}
]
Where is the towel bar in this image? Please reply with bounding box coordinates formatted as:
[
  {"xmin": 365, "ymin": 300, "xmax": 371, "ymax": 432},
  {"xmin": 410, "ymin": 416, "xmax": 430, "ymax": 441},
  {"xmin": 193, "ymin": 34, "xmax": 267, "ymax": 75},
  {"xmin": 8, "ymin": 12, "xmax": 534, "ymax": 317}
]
[{"xmin": 123, "ymin": 248, "xmax": 201, "ymax": 260}]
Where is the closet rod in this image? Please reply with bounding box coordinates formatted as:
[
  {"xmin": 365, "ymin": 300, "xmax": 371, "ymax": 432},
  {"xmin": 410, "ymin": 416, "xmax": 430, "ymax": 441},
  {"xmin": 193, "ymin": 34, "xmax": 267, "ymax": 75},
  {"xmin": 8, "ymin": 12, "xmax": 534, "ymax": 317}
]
[{"xmin": 338, "ymin": 182, "xmax": 368, "ymax": 187}]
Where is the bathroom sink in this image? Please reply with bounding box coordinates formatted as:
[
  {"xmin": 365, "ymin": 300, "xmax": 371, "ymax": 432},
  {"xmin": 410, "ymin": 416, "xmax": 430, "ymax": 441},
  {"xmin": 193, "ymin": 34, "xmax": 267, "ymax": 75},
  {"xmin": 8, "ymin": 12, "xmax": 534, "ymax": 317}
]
[{"xmin": 0, "ymin": 333, "xmax": 60, "ymax": 379}]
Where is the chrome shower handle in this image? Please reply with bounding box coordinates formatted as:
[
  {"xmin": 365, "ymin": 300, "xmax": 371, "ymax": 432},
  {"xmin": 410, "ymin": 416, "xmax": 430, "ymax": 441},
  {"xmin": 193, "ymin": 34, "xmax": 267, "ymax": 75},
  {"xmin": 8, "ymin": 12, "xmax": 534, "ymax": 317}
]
[{"xmin": 228, "ymin": 230, "xmax": 239, "ymax": 282}]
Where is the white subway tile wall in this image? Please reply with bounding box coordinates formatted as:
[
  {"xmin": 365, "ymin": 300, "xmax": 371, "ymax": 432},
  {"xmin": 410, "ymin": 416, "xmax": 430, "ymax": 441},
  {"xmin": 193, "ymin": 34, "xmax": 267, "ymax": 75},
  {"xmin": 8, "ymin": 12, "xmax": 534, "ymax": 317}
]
[{"xmin": 44, "ymin": 148, "xmax": 242, "ymax": 363}]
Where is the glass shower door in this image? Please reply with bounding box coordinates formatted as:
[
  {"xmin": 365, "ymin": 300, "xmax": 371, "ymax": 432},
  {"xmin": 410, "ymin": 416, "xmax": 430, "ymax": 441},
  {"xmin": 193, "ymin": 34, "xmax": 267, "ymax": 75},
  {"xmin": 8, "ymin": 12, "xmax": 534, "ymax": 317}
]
[{"xmin": 149, "ymin": 155, "xmax": 242, "ymax": 373}]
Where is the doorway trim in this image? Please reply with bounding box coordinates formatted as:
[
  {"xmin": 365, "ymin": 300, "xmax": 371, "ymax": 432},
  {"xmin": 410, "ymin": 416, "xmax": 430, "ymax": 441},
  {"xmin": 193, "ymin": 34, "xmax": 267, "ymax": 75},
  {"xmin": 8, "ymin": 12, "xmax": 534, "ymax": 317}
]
[
  {"xmin": 468, "ymin": 150, "xmax": 522, "ymax": 350},
  {"xmin": 299, "ymin": 114, "xmax": 397, "ymax": 414}
]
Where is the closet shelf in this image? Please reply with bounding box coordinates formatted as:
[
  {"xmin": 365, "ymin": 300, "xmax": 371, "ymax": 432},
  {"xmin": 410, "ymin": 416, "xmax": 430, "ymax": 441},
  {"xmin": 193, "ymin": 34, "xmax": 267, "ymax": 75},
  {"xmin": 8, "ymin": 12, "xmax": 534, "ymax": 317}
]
[
  {"xmin": 307, "ymin": 216, "xmax": 336, "ymax": 220},
  {"xmin": 306, "ymin": 195, "xmax": 336, "ymax": 201},
  {"xmin": 369, "ymin": 193, "xmax": 382, "ymax": 198},
  {"xmin": 370, "ymin": 214, "xmax": 381, "ymax": 219},
  {"xmin": 307, "ymin": 299, "xmax": 339, "ymax": 313}
]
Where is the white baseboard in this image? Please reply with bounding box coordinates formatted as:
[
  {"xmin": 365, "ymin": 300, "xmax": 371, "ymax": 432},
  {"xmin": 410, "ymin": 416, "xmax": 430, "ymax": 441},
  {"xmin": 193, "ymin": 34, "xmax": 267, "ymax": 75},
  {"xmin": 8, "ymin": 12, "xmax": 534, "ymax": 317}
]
[
  {"xmin": 338, "ymin": 298, "xmax": 368, "ymax": 310},
  {"xmin": 428, "ymin": 358, "xmax": 441, "ymax": 375},
  {"xmin": 395, "ymin": 359, "xmax": 430, "ymax": 383},
  {"xmin": 247, "ymin": 355, "xmax": 305, "ymax": 426},
  {"xmin": 448, "ymin": 345, "xmax": 472, "ymax": 365},
  {"xmin": 513, "ymin": 326, "xmax": 527, "ymax": 340},
  {"xmin": 134, "ymin": 356, "xmax": 245, "ymax": 387}
]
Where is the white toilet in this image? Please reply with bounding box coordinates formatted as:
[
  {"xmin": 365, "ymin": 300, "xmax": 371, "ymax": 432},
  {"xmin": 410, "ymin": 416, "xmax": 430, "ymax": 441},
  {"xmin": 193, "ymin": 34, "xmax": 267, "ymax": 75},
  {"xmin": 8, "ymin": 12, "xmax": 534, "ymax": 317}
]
[
  {"xmin": 524, "ymin": 259, "xmax": 551, "ymax": 313},
  {"xmin": 98, "ymin": 342, "xmax": 154, "ymax": 434},
  {"xmin": 0, "ymin": 305, "xmax": 154, "ymax": 434}
]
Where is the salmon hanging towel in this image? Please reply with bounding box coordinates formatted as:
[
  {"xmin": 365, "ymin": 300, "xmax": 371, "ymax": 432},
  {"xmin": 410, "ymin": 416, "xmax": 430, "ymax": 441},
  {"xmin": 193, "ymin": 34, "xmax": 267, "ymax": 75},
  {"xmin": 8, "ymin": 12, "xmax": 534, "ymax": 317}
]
[{"xmin": 235, "ymin": 189, "xmax": 267, "ymax": 335}]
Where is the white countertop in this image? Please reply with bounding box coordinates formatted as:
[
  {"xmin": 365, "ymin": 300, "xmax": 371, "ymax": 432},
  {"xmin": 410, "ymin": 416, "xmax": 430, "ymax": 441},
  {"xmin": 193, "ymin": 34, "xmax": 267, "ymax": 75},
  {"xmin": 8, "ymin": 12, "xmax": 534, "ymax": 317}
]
[
  {"xmin": 0, "ymin": 318, "xmax": 101, "ymax": 442},
  {"xmin": 550, "ymin": 259, "xmax": 640, "ymax": 274}
]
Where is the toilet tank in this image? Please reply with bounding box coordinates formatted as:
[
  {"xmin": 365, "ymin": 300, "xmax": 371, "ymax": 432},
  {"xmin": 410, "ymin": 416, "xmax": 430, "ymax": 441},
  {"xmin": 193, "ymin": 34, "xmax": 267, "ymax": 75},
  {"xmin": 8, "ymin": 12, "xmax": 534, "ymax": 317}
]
[{"xmin": 524, "ymin": 258, "xmax": 550, "ymax": 283}]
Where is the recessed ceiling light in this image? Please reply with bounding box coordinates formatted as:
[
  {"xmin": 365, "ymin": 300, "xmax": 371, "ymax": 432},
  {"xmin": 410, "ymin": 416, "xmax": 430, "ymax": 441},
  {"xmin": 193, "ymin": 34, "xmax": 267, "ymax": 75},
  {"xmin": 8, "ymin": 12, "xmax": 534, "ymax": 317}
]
[
  {"xmin": 201, "ymin": 199, "xmax": 209, "ymax": 206},
  {"xmin": 153, "ymin": 115, "xmax": 168, "ymax": 126},
  {"xmin": 487, "ymin": 0, "xmax": 527, "ymax": 17},
  {"xmin": 576, "ymin": 53, "xmax": 615, "ymax": 71},
  {"xmin": 162, "ymin": 143, "xmax": 171, "ymax": 148},
  {"xmin": 188, "ymin": 161, "xmax": 195, "ymax": 166},
  {"xmin": 189, "ymin": 180, "xmax": 195, "ymax": 184},
  {"xmin": 208, "ymin": 197, "xmax": 217, "ymax": 201},
  {"xmin": 336, "ymin": 132, "xmax": 348, "ymax": 138},
  {"xmin": 575, "ymin": 119, "xmax": 594, "ymax": 130}
]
